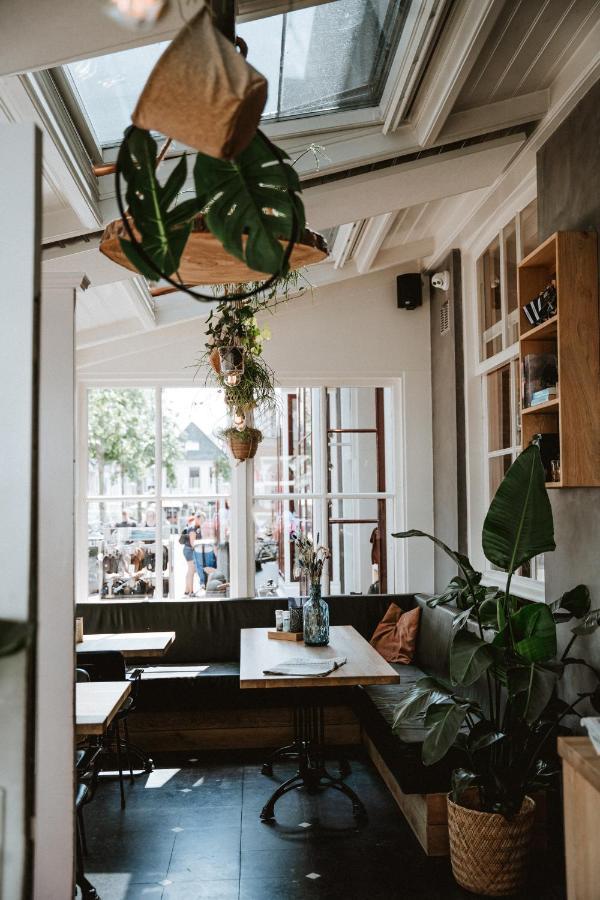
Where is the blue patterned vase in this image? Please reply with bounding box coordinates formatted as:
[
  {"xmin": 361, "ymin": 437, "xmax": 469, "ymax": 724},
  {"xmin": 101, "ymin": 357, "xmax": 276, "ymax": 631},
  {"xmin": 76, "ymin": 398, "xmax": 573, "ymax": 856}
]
[{"xmin": 303, "ymin": 583, "xmax": 329, "ymax": 646}]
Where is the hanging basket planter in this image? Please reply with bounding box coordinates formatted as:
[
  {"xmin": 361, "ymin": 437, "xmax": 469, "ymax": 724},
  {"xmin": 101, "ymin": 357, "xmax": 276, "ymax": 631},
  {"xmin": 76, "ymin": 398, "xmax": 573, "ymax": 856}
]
[
  {"xmin": 99, "ymin": 214, "xmax": 328, "ymax": 285},
  {"xmin": 225, "ymin": 427, "xmax": 262, "ymax": 461},
  {"xmin": 447, "ymin": 795, "xmax": 536, "ymax": 896},
  {"xmin": 209, "ymin": 347, "xmax": 221, "ymax": 374}
]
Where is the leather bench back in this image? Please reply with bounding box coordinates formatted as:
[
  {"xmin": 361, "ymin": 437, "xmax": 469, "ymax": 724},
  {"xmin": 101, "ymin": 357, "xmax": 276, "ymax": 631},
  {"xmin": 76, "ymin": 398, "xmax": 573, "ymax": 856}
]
[{"xmin": 75, "ymin": 594, "xmax": 416, "ymax": 663}]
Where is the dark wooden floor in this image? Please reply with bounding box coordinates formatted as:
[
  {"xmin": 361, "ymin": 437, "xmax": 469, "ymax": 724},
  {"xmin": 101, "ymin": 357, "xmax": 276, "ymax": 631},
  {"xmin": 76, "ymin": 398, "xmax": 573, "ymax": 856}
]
[{"xmin": 80, "ymin": 751, "xmax": 566, "ymax": 900}]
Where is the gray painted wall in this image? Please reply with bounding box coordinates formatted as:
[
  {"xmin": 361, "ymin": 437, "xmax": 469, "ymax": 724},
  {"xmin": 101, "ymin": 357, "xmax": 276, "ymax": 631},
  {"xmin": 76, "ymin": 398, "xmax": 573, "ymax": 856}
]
[
  {"xmin": 429, "ymin": 250, "xmax": 467, "ymax": 592},
  {"xmin": 537, "ymin": 78, "xmax": 600, "ymax": 704}
]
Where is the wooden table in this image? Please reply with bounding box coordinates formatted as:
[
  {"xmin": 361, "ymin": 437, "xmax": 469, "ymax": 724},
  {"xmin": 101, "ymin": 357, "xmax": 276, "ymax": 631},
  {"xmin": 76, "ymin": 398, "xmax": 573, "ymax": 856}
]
[
  {"xmin": 76, "ymin": 681, "xmax": 131, "ymax": 736},
  {"xmin": 558, "ymin": 736, "xmax": 600, "ymax": 899},
  {"xmin": 240, "ymin": 625, "xmax": 399, "ymax": 822},
  {"xmin": 76, "ymin": 631, "xmax": 175, "ymax": 659}
]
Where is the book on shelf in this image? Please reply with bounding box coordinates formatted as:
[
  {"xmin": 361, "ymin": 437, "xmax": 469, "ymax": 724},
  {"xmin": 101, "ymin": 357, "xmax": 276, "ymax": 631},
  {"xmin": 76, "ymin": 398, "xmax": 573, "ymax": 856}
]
[
  {"xmin": 530, "ymin": 386, "xmax": 558, "ymax": 406},
  {"xmin": 522, "ymin": 353, "xmax": 558, "ymax": 408}
]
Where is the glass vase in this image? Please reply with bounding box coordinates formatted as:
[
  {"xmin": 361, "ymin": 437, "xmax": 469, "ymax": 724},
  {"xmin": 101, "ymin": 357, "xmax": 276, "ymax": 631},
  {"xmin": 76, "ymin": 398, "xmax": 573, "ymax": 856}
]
[{"xmin": 303, "ymin": 583, "xmax": 329, "ymax": 646}]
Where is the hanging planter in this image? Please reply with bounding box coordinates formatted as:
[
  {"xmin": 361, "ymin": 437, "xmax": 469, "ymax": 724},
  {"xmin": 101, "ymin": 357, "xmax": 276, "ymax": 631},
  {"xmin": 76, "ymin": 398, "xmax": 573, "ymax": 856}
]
[
  {"xmin": 99, "ymin": 208, "xmax": 328, "ymax": 285},
  {"xmin": 132, "ymin": 6, "xmax": 268, "ymax": 161},
  {"xmin": 222, "ymin": 426, "xmax": 262, "ymax": 461}
]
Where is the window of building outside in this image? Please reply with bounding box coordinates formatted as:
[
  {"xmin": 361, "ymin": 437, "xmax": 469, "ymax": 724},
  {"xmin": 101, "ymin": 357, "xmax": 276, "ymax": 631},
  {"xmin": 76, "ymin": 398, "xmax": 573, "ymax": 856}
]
[
  {"xmin": 253, "ymin": 386, "xmax": 392, "ymax": 597},
  {"xmin": 86, "ymin": 387, "xmax": 231, "ymax": 600},
  {"xmin": 477, "ymin": 198, "xmax": 543, "ymax": 582}
]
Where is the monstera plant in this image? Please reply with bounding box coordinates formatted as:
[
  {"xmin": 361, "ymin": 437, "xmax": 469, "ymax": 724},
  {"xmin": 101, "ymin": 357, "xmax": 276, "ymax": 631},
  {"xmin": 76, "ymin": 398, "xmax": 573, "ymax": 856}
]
[{"xmin": 393, "ymin": 438, "xmax": 599, "ymax": 893}]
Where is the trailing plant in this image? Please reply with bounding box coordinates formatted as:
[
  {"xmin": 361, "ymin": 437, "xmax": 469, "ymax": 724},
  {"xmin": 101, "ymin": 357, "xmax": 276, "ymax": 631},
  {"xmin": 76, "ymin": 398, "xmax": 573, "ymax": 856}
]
[
  {"xmin": 223, "ymin": 354, "xmax": 277, "ymax": 414},
  {"xmin": 393, "ymin": 437, "xmax": 600, "ymax": 818}
]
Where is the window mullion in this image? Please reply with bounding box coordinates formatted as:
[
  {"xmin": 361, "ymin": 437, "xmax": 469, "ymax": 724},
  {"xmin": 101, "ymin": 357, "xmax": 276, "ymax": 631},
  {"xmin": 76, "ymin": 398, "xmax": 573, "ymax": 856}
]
[{"xmin": 154, "ymin": 386, "xmax": 163, "ymax": 600}]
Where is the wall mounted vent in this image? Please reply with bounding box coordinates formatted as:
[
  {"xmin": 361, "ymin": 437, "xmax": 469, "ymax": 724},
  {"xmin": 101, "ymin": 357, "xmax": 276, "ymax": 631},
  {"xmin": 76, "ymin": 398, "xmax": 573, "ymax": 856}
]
[{"xmin": 440, "ymin": 300, "xmax": 450, "ymax": 336}]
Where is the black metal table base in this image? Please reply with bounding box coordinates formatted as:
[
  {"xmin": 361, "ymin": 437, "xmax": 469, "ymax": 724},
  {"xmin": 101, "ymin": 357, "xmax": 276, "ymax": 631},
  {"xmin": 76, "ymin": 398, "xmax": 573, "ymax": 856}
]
[{"xmin": 260, "ymin": 704, "xmax": 367, "ymax": 823}]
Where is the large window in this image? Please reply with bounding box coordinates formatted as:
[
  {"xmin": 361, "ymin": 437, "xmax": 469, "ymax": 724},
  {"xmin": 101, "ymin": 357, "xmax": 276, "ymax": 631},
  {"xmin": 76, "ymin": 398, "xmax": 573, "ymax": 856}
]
[
  {"xmin": 477, "ymin": 198, "xmax": 544, "ymax": 582},
  {"xmin": 85, "ymin": 387, "xmax": 231, "ymax": 600},
  {"xmin": 253, "ymin": 386, "xmax": 392, "ymax": 597}
]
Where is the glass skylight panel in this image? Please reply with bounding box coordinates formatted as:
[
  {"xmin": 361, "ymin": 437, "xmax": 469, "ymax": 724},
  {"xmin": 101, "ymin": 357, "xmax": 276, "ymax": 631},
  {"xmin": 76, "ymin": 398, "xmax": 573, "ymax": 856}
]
[{"xmin": 64, "ymin": 0, "xmax": 410, "ymax": 148}]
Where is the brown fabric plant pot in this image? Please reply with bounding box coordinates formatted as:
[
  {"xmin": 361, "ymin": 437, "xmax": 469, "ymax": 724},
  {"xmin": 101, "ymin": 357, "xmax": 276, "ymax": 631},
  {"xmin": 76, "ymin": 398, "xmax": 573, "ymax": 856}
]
[
  {"xmin": 209, "ymin": 347, "xmax": 221, "ymax": 374},
  {"xmin": 228, "ymin": 432, "xmax": 260, "ymax": 461},
  {"xmin": 99, "ymin": 214, "xmax": 328, "ymax": 282},
  {"xmin": 132, "ymin": 5, "xmax": 267, "ymax": 160},
  {"xmin": 447, "ymin": 795, "xmax": 536, "ymax": 896}
]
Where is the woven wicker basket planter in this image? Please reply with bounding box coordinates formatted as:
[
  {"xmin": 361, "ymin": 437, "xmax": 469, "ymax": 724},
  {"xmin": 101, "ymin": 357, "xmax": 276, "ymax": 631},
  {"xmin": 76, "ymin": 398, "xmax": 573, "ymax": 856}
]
[
  {"xmin": 447, "ymin": 795, "xmax": 536, "ymax": 896},
  {"xmin": 209, "ymin": 348, "xmax": 221, "ymax": 375},
  {"xmin": 228, "ymin": 431, "xmax": 261, "ymax": 461}
]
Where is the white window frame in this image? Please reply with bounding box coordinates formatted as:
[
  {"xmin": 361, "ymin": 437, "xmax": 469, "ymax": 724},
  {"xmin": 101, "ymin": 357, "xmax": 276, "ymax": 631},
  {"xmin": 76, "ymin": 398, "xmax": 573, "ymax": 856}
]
[
  {"xmin": 252, "ymin": 383, "xmax": 396, "ymax": 596},
  {"xmin": 76, "ymin": 375, "xmax": 405, "ymax": 602},
  {"xmin": 463, "ymin": 183, "xmax": 546, "ymax": 604}
]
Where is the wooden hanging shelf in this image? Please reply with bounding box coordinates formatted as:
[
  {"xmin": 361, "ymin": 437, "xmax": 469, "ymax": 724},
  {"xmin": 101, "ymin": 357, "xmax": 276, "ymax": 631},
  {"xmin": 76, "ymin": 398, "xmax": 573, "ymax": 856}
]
[{"xmin": 99, "ymin": 214, "xmax": 328, "ymax": 285}]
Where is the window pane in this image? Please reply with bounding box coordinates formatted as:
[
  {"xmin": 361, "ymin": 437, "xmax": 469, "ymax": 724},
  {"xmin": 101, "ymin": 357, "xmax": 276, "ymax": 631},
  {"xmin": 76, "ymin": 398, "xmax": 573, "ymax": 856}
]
[
  {"xmin": 520, "ymin": 199, "xmax": 538, "ymax": 258},
  {"xmin": 162, "ymin": 388, "xmax": 231, "ymax": 495},
  {"xmin": 327, "ymin": 386, "xmax": 377, "ymax": 429},
  {"xmin": 328, "ymin": 498, "xmax": 387, "ymax": 594},
  {"xmin": 488, "ymin": 455, "xmax": 512, "ymax": 501},
  {"xmin": 487, "ymin": 365, "xmax": 511, "ymax": 452},
  {"xmin": 328, "ymin": 432, "xmax": 379, "ymax": 493},
  {"xmin": 162, "ymin": 499, "xmax": 230, "ymax": 598},
  {"xmin": 478, "ymin": 237, "xmax": 503, "ymax": 360},
  {"xmin": 87, "ymin": 388, "xmax": 155, "ymax": 496},
  {"xmin": 254, "ymin": 388, "xmax": 316, "ymax": 494},
  {"xmin": 505, "ymin": 221, "xmax": 519, "ymax": 345},
  {"xmin": 87, "ymin": 500, "xmax": 163, "ymax": 599},
  {"xmin": 253, "ymin": 498, "xmax": 317, "ymax": 597}
]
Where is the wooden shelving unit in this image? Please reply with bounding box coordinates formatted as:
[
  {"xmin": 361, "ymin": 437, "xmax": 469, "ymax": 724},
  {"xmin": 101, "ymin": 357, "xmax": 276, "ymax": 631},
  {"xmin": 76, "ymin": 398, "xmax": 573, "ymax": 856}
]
[{"xmin": 518, "ymin": 231, "xmax": 600, "ymax": 487}]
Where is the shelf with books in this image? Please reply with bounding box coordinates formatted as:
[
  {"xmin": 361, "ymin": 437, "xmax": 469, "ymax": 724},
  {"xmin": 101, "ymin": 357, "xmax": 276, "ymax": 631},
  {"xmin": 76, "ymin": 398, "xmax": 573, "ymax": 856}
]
[{"xmin": 518, "ymin": 230, "xmax": 599, "ymax": 487}]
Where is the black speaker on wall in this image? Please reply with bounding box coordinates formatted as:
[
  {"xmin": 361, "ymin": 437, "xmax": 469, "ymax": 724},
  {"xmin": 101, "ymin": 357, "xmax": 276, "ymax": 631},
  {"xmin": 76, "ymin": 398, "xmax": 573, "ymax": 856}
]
[{"xmin": 397, "ymin": 273, "xmax": 422, "ymax": 310}]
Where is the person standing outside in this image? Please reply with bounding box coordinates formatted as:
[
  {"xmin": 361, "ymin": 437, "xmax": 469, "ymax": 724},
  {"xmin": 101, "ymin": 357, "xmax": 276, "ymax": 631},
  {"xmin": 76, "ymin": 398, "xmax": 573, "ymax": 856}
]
[{"xmin": 181, "ymin": 515, "xmax": 197, "ymax": 596}]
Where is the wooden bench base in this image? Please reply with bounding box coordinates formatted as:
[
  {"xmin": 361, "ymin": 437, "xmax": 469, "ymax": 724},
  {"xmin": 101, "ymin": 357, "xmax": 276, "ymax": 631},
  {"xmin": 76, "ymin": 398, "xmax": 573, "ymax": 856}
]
[{"xmin": 128, "ymin": 704, "xmax": 361, "ymax": 752}]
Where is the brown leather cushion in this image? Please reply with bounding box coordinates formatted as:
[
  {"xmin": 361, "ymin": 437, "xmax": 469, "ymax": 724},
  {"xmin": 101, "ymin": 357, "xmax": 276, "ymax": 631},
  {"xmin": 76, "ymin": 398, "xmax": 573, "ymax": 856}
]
[{"xmin": 370, "ymin": 603, "xmax": 421, "ymax": 664}]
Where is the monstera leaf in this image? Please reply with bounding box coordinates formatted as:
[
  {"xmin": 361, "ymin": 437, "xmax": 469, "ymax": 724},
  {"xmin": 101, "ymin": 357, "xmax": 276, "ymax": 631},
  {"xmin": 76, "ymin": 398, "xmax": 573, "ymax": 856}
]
[
  {"xmin": 118, "ymin": 126, "xmax": 198, "ymax": 279},
  {"xmin": 194, "ymin": 134, "xmax": 305, "ymax": 276},
  {"xmin": 422, "ymin": 702, "xmax": 470, "ymax": 766},
  {"xmin": 482, "ymin": 442, "xmax": 555, "ymax": 574},
  {"xmin": 450, "ymin": 629, "xmax": 494, "ymax": 686}
]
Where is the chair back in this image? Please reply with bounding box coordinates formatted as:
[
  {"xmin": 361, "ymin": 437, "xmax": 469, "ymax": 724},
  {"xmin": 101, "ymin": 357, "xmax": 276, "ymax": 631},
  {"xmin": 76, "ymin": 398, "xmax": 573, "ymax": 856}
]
[
  {"xmin": 76, "ymin": 650, "xmax": 126, "ymax": 682},
  {"xmin": 76, "ymin": 668, "xmax": 90, "ymax": 683}
]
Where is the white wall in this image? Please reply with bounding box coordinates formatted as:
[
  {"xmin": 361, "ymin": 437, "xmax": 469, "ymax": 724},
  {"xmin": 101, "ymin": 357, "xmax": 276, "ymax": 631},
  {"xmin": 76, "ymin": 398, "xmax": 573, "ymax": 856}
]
[{"xmin": 77, "ymin": 267, "xmax": 435, "ymax": 593}]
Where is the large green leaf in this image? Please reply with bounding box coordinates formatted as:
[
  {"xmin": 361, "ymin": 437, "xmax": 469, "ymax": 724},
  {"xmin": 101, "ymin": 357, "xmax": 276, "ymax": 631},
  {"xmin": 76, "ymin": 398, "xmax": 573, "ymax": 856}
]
[
  {"xmin": 552, "ymin": 584, "xmax": 591, "ymax": 621},
  {"xmin": 118, "ymin": 127, "xmax": 198, "ymax": 279},
  {"xmin": 482, "ymin": 442, "xmax": 555, "ymax": 573},
  {"xmin": 193, "ymin": 134, "xmax": 306, "ymax": 276},
  {"xmin": 392, "ymin": 677, "xmax": 452, "ymax": 726},
  {"xmin": 422, "ymin": 702, "xmax": 469, "ymax": 765},
  {"xmin": 391, "ymin": 529, "xmax": 480, "ymax": 588},
  {"xmin": 450, "ymin": 629, "xmax": 494, "ymax": 686},
  {"xmin": 506, "ymin": 663, "xmax": 557, "ymax": 724},
  {"xmin": 511, "ymin": 603, "xmax": 557, "ymax": 662}
]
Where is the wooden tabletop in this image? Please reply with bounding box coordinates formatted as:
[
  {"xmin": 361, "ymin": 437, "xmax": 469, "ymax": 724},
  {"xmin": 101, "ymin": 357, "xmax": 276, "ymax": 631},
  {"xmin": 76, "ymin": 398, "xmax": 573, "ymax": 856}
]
[
  {"xmin": 558, "ymin": 736, "xmax": 600, "ymax": 794},
  {"xmin": 76, "ymin": 681, "xmax": 131, "ymax": 736},
  {"xmin": 76, "ymin": 631, "xmax": 175, "ymax": 659},
  {"xmin": 240, "ymin": 625, "xmax": 400, "ymax": 690}
]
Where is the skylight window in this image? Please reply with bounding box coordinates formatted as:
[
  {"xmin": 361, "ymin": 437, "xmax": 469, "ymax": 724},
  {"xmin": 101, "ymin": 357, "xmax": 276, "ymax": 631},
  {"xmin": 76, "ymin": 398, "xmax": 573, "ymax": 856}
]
[{"xmin": 63, "ymin": 0, "xmax": 410, "ymax": 148}]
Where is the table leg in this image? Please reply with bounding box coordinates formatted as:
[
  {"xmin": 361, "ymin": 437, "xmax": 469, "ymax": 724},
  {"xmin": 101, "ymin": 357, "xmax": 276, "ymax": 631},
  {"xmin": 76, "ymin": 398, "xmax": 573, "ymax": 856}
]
[{"xmin": 260, "ymin": 702, "xmax": 367, "ymax": 823}]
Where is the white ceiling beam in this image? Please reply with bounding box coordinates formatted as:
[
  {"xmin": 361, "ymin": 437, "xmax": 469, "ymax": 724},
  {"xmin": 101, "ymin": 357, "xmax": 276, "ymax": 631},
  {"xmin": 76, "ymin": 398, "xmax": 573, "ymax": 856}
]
[
  {"xmin": 123, "ymin": 278, "xmax": 157, "ymax": 330},
  {"xmin": 0, "ymin": 73, "xmax": 101, "ymax": 233},
  {"xmin": 354, "ymin": 213, "xmax": 396, "ymax": 274},
  {"xmin": 438, "ymin": 89, "xmax": 549, "ymax": 144},
  {"xmin": 302, "ymin": 132, "xmax": 526, "ymax": 230},
  {"xmin": 411, "ymin": 0, "xmax": 507, "ymax": 148}
]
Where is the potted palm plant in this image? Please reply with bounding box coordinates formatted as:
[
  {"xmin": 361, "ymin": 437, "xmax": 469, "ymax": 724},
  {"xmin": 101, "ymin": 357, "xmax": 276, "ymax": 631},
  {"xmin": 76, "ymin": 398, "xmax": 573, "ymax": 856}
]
[{"xmin": 393, "ymin": 438, "xmax": 599, "ymax": 896}]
